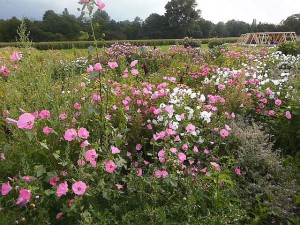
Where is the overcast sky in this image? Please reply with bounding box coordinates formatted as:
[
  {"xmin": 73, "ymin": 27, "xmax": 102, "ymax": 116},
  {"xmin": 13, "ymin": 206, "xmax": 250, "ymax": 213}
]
[{"xmin": 0, "ymin": 0, "xmax": 299, "ymax": 24}]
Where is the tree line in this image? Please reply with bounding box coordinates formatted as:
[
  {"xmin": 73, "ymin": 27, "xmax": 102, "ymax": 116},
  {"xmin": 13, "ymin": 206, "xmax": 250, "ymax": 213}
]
[{"xmin": 0, "ymin": 0, "xmax": 299, "ymax": 42}]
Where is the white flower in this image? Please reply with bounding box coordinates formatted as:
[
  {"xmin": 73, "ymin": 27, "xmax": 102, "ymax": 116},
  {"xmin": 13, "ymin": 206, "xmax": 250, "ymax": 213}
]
[
  {"xmin": 198, "ymin": 136, "xmax": 204, "ymax": 143},
  {"xmin": 157, "ymin": 115, "xmax": 164, "ymax": 122},
  {"xmin": 200, "ymin": 111, "xmax": 212, "ymax": 123},
  {"xmin": 175, "ymin": 114, "xmax": 182, "ymax": 121},
  {"xmin": 199, "ymin": 94, "xmax": 206, "ymax": 102}
]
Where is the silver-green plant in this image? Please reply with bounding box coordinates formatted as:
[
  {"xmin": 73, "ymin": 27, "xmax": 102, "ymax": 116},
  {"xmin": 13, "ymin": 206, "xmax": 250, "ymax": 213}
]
[{"xmin": 16, "ymin": 19, "xmax": 32, "ymax": 48}]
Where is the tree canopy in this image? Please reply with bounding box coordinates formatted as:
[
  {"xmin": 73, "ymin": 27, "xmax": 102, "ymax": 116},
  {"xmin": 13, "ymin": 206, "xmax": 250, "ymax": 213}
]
[{"xmin": 0, "ymin": 0, "xmax": 298, "ymax": 42}]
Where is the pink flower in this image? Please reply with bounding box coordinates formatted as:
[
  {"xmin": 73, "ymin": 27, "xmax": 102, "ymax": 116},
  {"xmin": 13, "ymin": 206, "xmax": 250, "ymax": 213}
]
[
  {"xmin": 17, "ymin": 113, "xmax": 35, "ymax": 130},
  {"xmin": 78, "ymin": 127, "xmax": 90, "ymax": 139},
  {"xmin": 64, "ymin": 129, "xmax": 77, "ymax": 141},
  {"xmin": 72, "ymin": 181, "xmax": 87, "ymax": 195},
  {"xmin": 204, "ymin": 149, "xmax": 210, "ymax": 154},
  {"xmin": 59, "ymin": 113, "xmax": 67, "ymax": 120},
  {"xmin": 94, "ymin": 62, "xmax": 102, "ymax": 71},
  {"xmin": 108, "ymin": 62, "xmax": 118, "ymax": 69},
  {"xmin": 77, "ymin": 159, "xmax": 86, "ymax": 166},
  {"xmin": 0, "ymin": 65, "xmax": 10, "ymax": 76},
  {"xmin": 218, "ymin": 84, "xmax": 225, "ymax": 90},
  {"xmin": 74, "ymin": 102, "xmax": 82, "ymax": 110},
  {"xmin": 10, "ymin": 52, "xmax": 22, "ymax": 61},
  {"xmin": 0, "ymin": 153, "xmax": 5, "ymax": 161},
  {"xmin": 136, "ymin": 144, "xmax": 142, "ymax": 151},
  {"xmin": 225, "ymin": 124, "xmax": 231, "ymax": 131},
  {"xmin": 154, "ymin": 170, "xmax": 168, "ymax": 178},
  {"xmin": 16, "ymin": 189, "xmax": 31, "ymax": 206},
  {"xmin": 220, "ymin": 129, "xmax": 229, "ymax": 138},
  {"xmin": 234, "ymin": 168, "xmax": 241, "ymax": 176},
  {"xmin": 275, "ymin": 99, "xmax": 282, "ymax": 106},
  {"xmin": 80, "ymin": 140, "xmax": 90, "ymax": 148},
  {"xmin": 181, "ymin": 144, "xmax": 188, "ymax": 151},
  {"xmin": 115, "ymin": 184, "xmax": 124, "ymax": 189},
  {"xmin": 1, "ymin": 182, "xmax": 12, "ymax": 196},
  {"xmin": 185, "ymin": 124, "xmax": 196, "ymax": 134},
  {"xmin": 286, "ymin": 111, "xmax": 292, "ymax": 119},
  {"xmin": 97, "ymin": 0, "xmax": 105, "ymax": 10},
  {"xmin": 165, "ymin": 105, "xmax": 174, "ymax": 114},
  {"xmin": 105, "ymin": 160, "xmax": 117, "ymax": 173},
  {"xmin": 174, "ymin": 135, "xmax": 180, "ymax": 142},
  {"xmin": 22, "ymin": 176, "xmax": 32, "ymax": 182},
  {"xmin": 86, "ymin": 65, "xmax": 93, "ymax": 72},
  {"xmin": 193, "ymin": 146, "xmax": 199, "ymax": 153},
  {"xmin": 178, "ymin": 152, "xmax": 186, "ymax": 162},
  {"xmin": 210, "ymin": 162, "xmax": 221, "ymax": 171},
  {"xmin": 39, "ymin": 110, "xmax": 51, "ymax": 119},
  {"xmin": 131, "ymin": 69, "xmax": 139, "ymax": 75},
  {"xmin": 56, "ymin": 182, "xmax": 68, "ymax": 197},
  {"xmin": 85, "ymin": 149, "xmax": 98, "ymax": 165},
  {"xmin": 50, "ymin": 177, "xmax": 60, "ymax": 186},
  {"xmin": 130, "ymin": 60, "xmax": 138, "ymax": 67},
  {"xmin": 5, "ymin": 118, "xmax": 18, "ymax": 124},
  {"xmin": 43, "ymin": 126, "xmax": 53, "ymax": 134},
  {"xmin": 56, "ymin": 212, "xmax": 63, "ymax": 220},
  {"xmin": 137, "ymin": 168, "xmax": 143, "ymax": 176},
  {"xmin": 200, "ymin": 167, "xmax": 207, "ymax": 173},
  {"xmin": 111, "ymin": 146, "xmax": 120, "ymax": 154},
  {"xmin": 170, "ymin": 147, "xmax": 177, "ymax": 153}
]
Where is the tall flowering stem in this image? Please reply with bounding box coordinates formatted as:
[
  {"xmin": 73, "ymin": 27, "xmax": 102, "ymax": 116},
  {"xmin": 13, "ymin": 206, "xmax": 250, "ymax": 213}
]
[{"xmin": 79, "ymin": 0, "xmax": 106, "ymax": 146}]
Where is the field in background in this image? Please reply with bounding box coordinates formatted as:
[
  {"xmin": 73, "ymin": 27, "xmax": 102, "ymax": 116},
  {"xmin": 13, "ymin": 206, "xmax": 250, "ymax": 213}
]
[{"xmin": 0, "ymin": 37, "xmax": 236, "ymax": 50}]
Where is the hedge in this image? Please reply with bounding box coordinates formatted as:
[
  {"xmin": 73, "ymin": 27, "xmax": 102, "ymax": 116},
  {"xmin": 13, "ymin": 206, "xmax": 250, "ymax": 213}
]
[{"xmin": 0, "ymin": 37, "xmax": 238, "ymax": 50}]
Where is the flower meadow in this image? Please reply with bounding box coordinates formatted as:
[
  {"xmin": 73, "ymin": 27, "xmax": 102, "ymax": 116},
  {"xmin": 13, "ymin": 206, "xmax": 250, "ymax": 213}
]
[{"xmin": 0, "ymin": 2, "xmax": 300, "ymax": 225}]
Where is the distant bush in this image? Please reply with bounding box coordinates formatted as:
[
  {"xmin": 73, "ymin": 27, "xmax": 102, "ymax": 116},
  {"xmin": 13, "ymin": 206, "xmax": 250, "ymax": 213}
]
[
  {"xmin": 182, "ymin": 37, "xmax": 201, "ymax": 48},
  {"xmin": 208, "ymin": 38, "xmax": 225, "ymax": 49},
  {"xmin": 278, "ymin": 41, "xmax": 300, "ymax": 55}
]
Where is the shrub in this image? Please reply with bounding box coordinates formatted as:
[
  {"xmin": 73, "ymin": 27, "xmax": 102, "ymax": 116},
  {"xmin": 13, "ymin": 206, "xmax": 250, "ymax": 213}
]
[
  {"xmin": 229, "ymin": 122, "xmax": 298, "ymax": 223},
  {"xmin": 182, "ymin": 37, "xmax": 201, "ymax": 48},
  {"xmin": 208, "ymin": 38, "xmax": 225, "ymax": 49},
  {"xmin": 278, "ymin": 41, "xmax": 300, "ymax": 56}
]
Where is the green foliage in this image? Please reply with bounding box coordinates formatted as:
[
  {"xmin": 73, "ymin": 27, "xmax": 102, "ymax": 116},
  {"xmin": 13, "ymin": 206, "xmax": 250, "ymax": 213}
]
[
  {"xmin": 0, "ymin": 37, "xmax": 238, "ymax": 50},
  {"xmin": 278, "ymin": 41, "xmax": 300, "ymax": 56},
  {"xmin": 229, "ymin": 122, "xmax": 298, "ymax": 223},
  {"xmin": 16, "ymin": 19, "xmax": 31, "ymax": 48},
  {"xmin": 208, "ymin": 37, "xmax": 225, "ymax": 49},
  {"xmin": 182, "ymin": 37, "xmax": 201, "ymax": 48}
]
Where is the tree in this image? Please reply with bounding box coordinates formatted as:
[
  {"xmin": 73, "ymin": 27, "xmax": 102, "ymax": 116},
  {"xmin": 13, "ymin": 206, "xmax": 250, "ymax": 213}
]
[
  {"xmin": 279, "ymin": 14, "xmax": 300, "ymax": 34},
  {"xmin": 144, "ymin": 13, "xmax": 167, "ymax": 39},
  {"xmin": 164, "ymin": 0, "xmax": 201, "ymax": 38},
  {"xmin": 198, "ymin": 19, "xmax": 214, "ymax": 38},
  {"xmin": 92, "ymin": 10, "xmax": 111, "ymax": 38},
  {"xmin": 226, "ymin": 20, "xmax": 250, "ymax": 37},
  {"xmin": 211, "ymin": 22, "xmax": 229, "ymax": 37},
  {"xmin": 0, "ymin": 17, "xmax": 21, "ymax": 42}
]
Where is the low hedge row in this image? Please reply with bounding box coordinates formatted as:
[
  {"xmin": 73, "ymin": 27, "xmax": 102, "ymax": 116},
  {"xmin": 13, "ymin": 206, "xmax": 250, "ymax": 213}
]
[{"xmin": 0, "ymin": 37, "xmax": 238, "ymax": 50}]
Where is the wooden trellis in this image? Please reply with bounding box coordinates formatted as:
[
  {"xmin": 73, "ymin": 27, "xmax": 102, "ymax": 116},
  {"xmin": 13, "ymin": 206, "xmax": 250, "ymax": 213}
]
[{"xmin": 237, "ymin": 32, "xmax": 297, "ymax": 45}]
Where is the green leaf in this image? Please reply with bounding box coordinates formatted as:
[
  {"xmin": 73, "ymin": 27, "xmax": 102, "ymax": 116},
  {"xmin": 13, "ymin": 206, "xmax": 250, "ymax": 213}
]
[
  {"xmin": 44, "ymin": 189, "xmax": 54, "ymax": 196},
  {"xmin": 40, "ymin": 142, "xmax": 49, "ymax": 150},
  {"xmin": 102, "ymin": 190, "xmax": 111, "ymax": 200},
  {"xmin": 36, "ymin": 165, "xmax": 46, "ymax": 177},
  {"xmin": 53, "ymin": 153, "xmax": 60, "ymax": 160},
  {"xmin": 87, "ymin": 45, "xmax": 96, "ymax": 54}
]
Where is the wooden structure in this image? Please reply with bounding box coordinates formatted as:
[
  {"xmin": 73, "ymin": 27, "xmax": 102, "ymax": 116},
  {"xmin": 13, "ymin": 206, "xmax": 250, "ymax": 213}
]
[{"xmin": 237, "ymin": 32, "xmax": 297, "ymax": 45}]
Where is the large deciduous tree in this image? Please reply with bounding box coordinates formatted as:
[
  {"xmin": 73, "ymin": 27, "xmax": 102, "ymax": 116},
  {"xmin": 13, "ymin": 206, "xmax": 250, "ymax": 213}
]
[{"xmin": 164, "ymin": 0, "xmax": 201, "ymax": 38}]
